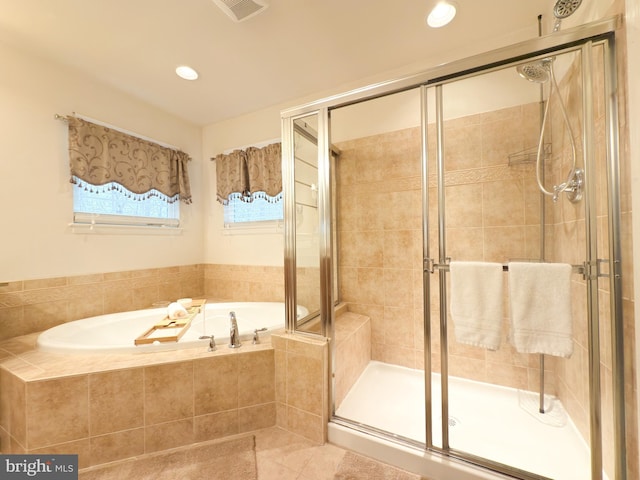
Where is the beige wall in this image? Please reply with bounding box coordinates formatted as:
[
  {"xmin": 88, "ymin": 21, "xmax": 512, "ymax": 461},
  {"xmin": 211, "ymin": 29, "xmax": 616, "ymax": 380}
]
[
  {"xmin": 0, "ymin": 40, "xmax": 204, "ymax": 283},
  {"xmin": 201, "ymin": 105, "xmax": 285, "ymax": 268}
]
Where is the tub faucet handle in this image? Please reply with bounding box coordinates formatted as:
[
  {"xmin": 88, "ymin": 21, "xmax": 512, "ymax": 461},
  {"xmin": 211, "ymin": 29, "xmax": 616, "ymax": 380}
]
[
  {"xmin": 252, "ymin": 327, "xmax": 268, "ymax": 344},
  {"xmin": 208, "ymin": 335, "xmax": 216, "ymax": 352}
]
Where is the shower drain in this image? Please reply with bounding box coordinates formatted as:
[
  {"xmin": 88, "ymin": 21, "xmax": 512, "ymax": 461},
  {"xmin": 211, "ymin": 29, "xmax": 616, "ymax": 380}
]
[{"xmin": 437, "ymin": 415, "xmax": 461, "ymax": 427}]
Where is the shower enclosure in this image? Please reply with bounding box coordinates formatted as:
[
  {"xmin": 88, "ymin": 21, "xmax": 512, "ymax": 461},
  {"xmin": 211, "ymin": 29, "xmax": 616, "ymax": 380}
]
[{"xmin": 281, "ymin": 17, "xmax": 628, "ymax": 480}]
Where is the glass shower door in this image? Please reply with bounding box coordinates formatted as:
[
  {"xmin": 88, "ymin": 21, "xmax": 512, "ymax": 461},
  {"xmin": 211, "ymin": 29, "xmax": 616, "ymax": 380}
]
[
  {"xmin": 284, "ymin": 111, "xmax": 337, "ymax": 336},
  {"xmin": 426, "ymin": 43, "xmax": 614, "ymax": 480},
  {"xmin": 330, "ymin": 88, "xmax": 427, "ymax": 444},
  {"xmin": 292, "ymin": 115, "xmax": 322, "ymax": 334}
]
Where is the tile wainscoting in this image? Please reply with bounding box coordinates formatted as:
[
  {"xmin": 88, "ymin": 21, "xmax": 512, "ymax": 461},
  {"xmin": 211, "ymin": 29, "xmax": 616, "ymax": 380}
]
[
  {"xmin": 0, "ymin": 263, "xmax": 290, "ymax": 342},
  {"xmin": 0, "ymin": 331, "xmax": 330, "ymax": 469}
]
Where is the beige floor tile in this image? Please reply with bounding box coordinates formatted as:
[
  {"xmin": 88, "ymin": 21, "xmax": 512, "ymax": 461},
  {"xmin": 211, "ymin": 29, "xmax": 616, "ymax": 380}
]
[
  {"xmin": 298, "ymin": 444, "xmax": 346, "ymax": 480},
  {"xmin": 77, "ymin": 426, "xmax": 425, "ymax": 480},
  {"xmin": 256, "ymin": 457, "xmax": 300, "ymax": 480}
]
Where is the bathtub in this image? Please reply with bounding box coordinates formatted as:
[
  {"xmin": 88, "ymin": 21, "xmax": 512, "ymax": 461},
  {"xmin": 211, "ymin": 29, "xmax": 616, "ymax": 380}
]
[{"xmin": 37, "ymin": 302, "xmax": 307, "ymax": 354}]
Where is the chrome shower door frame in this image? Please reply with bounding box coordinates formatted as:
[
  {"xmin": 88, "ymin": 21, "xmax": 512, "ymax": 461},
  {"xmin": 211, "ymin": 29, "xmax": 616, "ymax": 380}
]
[
  {"xmin": 423, "ymin": 34, "xmax": 623, "ymax": 480},
  {"xmin": 281, "ymin": 15, "xmax": 625, "ymax": 480}
]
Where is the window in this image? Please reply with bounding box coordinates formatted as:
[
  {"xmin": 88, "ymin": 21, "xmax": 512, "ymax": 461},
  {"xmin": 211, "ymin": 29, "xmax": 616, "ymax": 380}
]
[
  {"xmin": 66, "ymin": 116, "xmax": 191, "ymax": 232},
  {"xmin": 72, "ymin": 181, "xmax": 180, "ymax": 227},
  {"xmin": 223, "ymin": 192, "xmax": 283, "ymax": 225},
  {"xmin": 214, "ymin": 142, "xmax": 283, "ymax": 230}
]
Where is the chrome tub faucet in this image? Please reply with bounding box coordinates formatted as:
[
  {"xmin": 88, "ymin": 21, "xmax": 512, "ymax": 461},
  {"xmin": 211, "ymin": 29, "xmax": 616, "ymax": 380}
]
[{"xmin": 229, "ymin": 311, "xmax": 241, "ymax": 348}]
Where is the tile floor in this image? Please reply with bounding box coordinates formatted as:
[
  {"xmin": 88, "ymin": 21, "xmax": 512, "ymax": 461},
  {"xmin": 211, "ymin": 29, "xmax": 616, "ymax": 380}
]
[{"xmin": 78, "ymin": 426, "xmax": 429, "ymax": 480}]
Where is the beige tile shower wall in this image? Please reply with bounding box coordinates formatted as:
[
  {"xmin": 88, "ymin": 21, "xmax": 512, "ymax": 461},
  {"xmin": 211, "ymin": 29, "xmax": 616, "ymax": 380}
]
[
  {"xmin": 438, "ymin": 104, "xmax": 549, "ymax": 393},
  {"xmin": 546, "ymin": 46, "xmax": 592, "ymax": 459},
  {"xmin": 549, "ymin": 42, "xmax": 637, "ymax": 479},
  {"xmin": 337, "ymin": 127, "xmax": 424, "ymax": 372},
  {"xmin": 0, "ymin": 265, "xmax": 204, "ymax": 341},
  {"xmin": 336, "ymin": 104, "xmax": 554, "ymax": 393}
]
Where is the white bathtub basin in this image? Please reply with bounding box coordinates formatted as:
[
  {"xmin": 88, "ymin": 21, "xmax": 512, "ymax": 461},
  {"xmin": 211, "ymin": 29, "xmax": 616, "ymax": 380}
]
[{"xmin": 37, "ymin": 302, "xmax": 307, "ymax": 354}]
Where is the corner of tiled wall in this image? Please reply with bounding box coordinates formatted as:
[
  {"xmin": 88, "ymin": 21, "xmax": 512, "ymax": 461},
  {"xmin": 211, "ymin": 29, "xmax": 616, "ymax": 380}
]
[
  {"xmin": 272, "ymin": 332, "xmax": 329, "ymax": 444},
  {"xmin": 0, "ymin": 367, "xmax": 27, "ymax": 455}
]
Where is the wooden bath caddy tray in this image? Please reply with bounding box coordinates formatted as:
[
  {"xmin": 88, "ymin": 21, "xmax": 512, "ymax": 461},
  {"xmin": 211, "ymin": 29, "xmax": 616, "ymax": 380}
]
[{"xmin": 135, "ymin": 299, "xmax": 206, "ymax": 345}]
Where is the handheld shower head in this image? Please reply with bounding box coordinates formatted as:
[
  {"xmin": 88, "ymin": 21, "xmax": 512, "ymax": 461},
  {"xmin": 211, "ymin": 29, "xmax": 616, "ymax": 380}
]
[
  {"xmin": 516, "ymin": 59, "xmax": 553, "ymax": 83},
  {"xmin": 514, "ymin": 3, "xmax": 582, "ymax": 203},
  {"xmin": 552, "ymin": 0, "xmax": 582, "ymax": 31}
]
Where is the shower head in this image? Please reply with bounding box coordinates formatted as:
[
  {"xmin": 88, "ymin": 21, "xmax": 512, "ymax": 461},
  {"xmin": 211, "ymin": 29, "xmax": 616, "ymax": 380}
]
[
  {"xmin": 517, "ymin": 59, "xmax": 552, "ymax": 83},
  {"xmin": 554, "ymin": 0, "xmax": 583, "ymax": 19},
  {"xmin": 518, "ymin": 2, "xmax": 573, "ymax": 83},
  {"xmin": 552, "ymin": 0, "xmax": 582, "ymax": 31}
]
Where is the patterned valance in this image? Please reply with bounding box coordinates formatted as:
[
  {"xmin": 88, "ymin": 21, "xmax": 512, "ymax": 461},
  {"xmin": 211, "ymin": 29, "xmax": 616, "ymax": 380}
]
[
  {"xmin": 213, "ymin": 142, "xmax": 281, "ymax": 205},
  {"xmin": 68, "ymin": 117, "xmax": 192, "ymax": 204}
]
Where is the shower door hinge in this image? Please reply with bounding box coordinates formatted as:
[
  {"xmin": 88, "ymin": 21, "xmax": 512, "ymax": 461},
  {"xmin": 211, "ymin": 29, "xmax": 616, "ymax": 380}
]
[
  {"xmin": 424, "ymin": 257, "xmax": 452, "ymax": 273},
  {"xmin": 582, "ymin": 259, "xmax": 611, "ymax": 280},
  {"xmin": 424, "ymin": 258, "xmax": 434, "ymax": 274}
]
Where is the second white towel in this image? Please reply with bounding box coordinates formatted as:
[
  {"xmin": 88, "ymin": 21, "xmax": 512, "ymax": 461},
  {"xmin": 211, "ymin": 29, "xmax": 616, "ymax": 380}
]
[
  {"xmin": 508, "ymin": 262, "xmax": 573, "ymax": 358},
  {"xmin": 450, "ymin": 261, "xmax": 504, "ymax": 350}
]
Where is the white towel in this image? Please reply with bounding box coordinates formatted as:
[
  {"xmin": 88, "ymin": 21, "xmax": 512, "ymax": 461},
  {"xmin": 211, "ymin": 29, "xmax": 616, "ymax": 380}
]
[
  {"xmin": 508, "ymin": 262, "xmax": 573, "ymax": 358},
  {"xmin": 449, "ymin": 261, "xmax": 504, "ymax": 350},
  {"xmin": 167, "ymin": 302, "xmax": 188, "ymax": 320}
]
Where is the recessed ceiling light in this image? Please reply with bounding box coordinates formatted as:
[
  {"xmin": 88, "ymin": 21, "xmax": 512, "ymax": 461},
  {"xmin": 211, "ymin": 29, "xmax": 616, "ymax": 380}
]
[
  {"xmin": 175, "ymin": 65, "xmax": 199, "ymax": 81},
  {"xmin": 427, "ymin": 1, "xmax": 457, "ymax": 28}
]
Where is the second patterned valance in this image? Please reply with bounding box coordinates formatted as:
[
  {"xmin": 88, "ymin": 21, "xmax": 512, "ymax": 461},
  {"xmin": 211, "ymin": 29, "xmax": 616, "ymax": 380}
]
[{"xmin": 213, "ymin": 142, "xmax": 281, "ymax": 205}]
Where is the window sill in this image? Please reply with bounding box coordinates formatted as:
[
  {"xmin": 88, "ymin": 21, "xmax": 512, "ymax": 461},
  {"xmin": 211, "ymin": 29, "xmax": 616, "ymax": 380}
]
[
  {"xmin": 68, "ymin": 223, "xmax": 183, "ymax": 236},
  {"xmin": 222, "ymin": 221, "xmax": 283, "ymax": 236}
]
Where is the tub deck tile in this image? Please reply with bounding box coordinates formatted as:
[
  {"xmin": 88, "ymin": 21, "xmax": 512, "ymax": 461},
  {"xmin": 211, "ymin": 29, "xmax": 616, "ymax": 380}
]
[{"xmin": 0, "ymin": 333, "xmax": 275, "ymax": 380}]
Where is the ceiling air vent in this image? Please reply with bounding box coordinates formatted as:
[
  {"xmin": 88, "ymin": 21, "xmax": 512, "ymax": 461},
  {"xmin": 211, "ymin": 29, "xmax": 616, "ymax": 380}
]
[{"xmin": 212, "ymin": 0, "xmax": 268, "ymax": 22}]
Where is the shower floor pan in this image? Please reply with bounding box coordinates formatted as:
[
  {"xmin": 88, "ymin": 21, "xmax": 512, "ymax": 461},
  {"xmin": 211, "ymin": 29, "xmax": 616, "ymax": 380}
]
[{"xmin": 332, "ymin": 361, "xmax": 604, "ymax": 480}]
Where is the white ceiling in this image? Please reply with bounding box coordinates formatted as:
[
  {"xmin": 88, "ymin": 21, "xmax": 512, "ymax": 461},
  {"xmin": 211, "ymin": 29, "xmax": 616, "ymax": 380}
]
[{"xmin": 0, "ymin": 0, "xmax": 601, "ymax": 126}]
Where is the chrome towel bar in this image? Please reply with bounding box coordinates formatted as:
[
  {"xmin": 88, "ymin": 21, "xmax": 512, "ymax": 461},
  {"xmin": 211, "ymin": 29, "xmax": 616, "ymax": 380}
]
[{"xmin": 424, "ymin": 258, "xmax": 591, "ymax": 278}]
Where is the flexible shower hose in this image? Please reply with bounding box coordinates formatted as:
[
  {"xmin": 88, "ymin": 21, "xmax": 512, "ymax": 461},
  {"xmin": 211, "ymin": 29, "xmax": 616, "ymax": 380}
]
[{"xmin": 535, "ymin": 62, "xmax": 578, "ymax": 202}]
